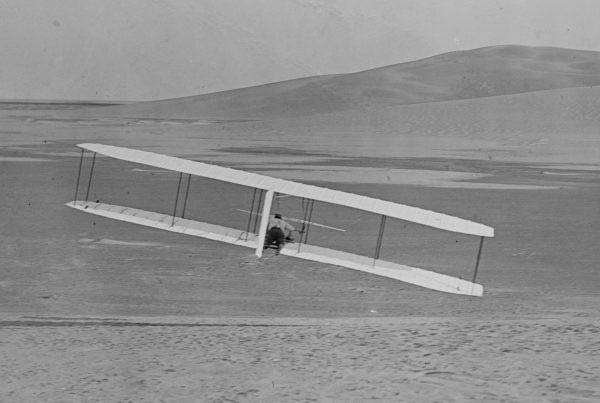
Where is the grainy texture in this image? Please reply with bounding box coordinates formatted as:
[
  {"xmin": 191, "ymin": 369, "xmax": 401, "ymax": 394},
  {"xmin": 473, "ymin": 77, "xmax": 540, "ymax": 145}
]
[
  {"xmin": 1, "ymin": 65, "xmax": 599, "ymax": 402},
  {"xmin": 1, "ymin": 317, "xmax": 599, "ymax": 402}
]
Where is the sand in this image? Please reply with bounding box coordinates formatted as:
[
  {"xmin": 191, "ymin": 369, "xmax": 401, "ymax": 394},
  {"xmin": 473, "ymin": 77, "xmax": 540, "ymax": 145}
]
[
  {"xmin": 1, "ymin": 79, "xmax": 599, "ymax": 402},
  {"xmin": 88, "ymin": 45, "xmax": 600, "ymax": 121},
  {"xmin": 1, "ymin": 316, "xmax": 599, "ymax": 402}
]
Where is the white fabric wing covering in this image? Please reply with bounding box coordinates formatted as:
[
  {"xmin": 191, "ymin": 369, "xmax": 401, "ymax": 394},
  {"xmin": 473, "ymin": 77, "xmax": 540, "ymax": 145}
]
[{"xmin": 78, "ymin": 143, "xmax": 494, "ymax": 237}]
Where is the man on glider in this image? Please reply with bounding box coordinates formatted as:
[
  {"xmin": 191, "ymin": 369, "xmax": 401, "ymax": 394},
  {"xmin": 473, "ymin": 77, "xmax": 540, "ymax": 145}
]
[
  {"xmin": 264, "ymin": 213, "xmax": 296, "ymax": 254},
  {"xmin": 67, "ymin": 144, "xmax": 493, "ymax": 296}
]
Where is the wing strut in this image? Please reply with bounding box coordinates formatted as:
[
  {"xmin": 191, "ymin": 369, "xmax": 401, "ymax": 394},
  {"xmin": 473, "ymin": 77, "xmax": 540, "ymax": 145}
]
[
  {"xmin": 84, "ymin": 152, "xmax": 97, "ymax": 201},
  {"xmin": 171, "ymin": 172, "xmax": 184, "ymax": 226},
  {"xmin": 253, "ymin": 190, "xmax": 265, "ymax": 235},
  {"xmin": 374, "ymin": 214, "xmax": 387, "ymax": 262},
  {"xmin": 73, "ymin": 148, "xmax": 85, "ymax": 202},
  {"xmin": 472, "ymin": 236, "xmax": 485, "ymax": 282},
  {"xmin": 305, "ymin": 200, "xmax": 315, "ymax": 244},
  {"xmin": 245, "ymin": 188, "xmax": 258, "ymax": 240},
  {"xmin": 181, "ymin": 174, "xmax": 192, "ymax": 219},
  {"xmin": 297, "ymin": 198, "xmax": 315, "ymax": 253},
  {"xmin": 255, "ymin": 190, "xmax": 274, "ymax": 257}
]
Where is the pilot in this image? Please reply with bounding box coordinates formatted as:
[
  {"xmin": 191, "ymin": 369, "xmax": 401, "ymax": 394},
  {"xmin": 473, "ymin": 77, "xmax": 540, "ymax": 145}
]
[{"xmin": 264, "ymin": 213, "xmax": 296, "ymax": 254}]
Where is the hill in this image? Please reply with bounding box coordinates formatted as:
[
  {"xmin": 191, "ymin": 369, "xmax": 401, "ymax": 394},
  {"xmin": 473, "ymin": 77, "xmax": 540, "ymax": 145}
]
[{"xmin": 88, "ymin": 45, "xmax": 600, "ymax": 120}]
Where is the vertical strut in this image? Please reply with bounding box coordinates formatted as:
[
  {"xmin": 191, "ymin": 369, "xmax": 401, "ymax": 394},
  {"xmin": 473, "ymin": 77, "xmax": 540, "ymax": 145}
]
[
  {"xmin": 297, "ymin": 198, "xmax": 311, "ymax": 252},
  {"xmin": 255, "ymin": 190, "xmax": 274, "ymax": 257},
  {"xmin": 73, "ymin": 148, "xmax": 85, "ymax": 203},
  {"xmin": 84, "ymin": 152, "xmax": 97, "ymax": 201},
  {"xmin": 300, "ymin": 198, "xmax": 307, "ymax": 234},
  {"xmin": 252, "ymin": 189, "xmax": 265, "ymax": 234},
  {"xmin": 301, "ymin": 200, "xmax": 315, "ymax": 248},
  {"xmin": 472, "ymin": 236, "xmax": 485, "ymax": 283},
  {"xmin": 181, "ymin": 174, "xmax": 192, "ymax": 219},
  {"xmin": 171, "ymin": 172, "xmax": 183, "ymax": 226},
  {"xmin": 298, "ymin": 198, "xmax": 309, "ymax": 253},
  {"xmin": 374, "ymin": 215, "xmax": 387, "ymax": 261},
  {"xmin": 245, "ymin": 188, "xmax": 258, "ymax": 240}
]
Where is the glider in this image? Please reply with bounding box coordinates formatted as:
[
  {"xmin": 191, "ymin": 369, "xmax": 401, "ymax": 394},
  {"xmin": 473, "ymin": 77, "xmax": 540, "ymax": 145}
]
[{"xmin": 67, "ymin": 143, "xmax": 494, "ymax": 296}]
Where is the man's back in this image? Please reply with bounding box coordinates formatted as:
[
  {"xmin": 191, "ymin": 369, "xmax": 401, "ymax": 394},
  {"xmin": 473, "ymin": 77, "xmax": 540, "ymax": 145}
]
[{"xmin": 268, "ymin": 215, "xmax": 294, "ymax": 233}]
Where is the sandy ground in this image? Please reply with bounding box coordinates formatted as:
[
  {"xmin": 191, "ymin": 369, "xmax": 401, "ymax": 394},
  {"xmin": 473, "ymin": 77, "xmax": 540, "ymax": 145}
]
[
  {"xmin": 1, "ymin": 101, "xmax": 599, "ymax": 401},
  {"xmin": 1, "ymin": 316, "xmax": 599, "ymax": 402}
]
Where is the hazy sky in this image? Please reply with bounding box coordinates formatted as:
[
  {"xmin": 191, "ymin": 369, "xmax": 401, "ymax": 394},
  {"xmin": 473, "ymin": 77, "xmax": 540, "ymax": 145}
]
[{"xmin": 2, "ymin": 0, "xmax": 599, "ymax": 101}]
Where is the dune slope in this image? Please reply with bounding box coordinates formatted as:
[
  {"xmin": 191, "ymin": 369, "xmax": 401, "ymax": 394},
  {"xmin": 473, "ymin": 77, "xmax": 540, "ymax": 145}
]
[{"xmin": 89, "ymin": 45, "xmax": 600, "ymax": 120}]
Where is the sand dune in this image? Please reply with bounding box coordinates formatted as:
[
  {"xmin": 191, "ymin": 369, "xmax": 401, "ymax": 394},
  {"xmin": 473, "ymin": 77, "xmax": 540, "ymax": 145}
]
[
  {"xmin": 87, "ymin": 45, "xmax": 600, "ymax": 120},
  {"xmin": 192, "ymin": 85, "xmax": 600, "ymax": 164},
  {"xmin": 79, "ymin": 85, "xmax": 597, "ymax": 166}
]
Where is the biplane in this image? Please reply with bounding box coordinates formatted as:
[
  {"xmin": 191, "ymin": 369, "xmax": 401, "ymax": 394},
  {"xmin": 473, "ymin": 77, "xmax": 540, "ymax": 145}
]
[{"xmin": 67, "ymin": 143, "xmax": 494, "ymax": 296}]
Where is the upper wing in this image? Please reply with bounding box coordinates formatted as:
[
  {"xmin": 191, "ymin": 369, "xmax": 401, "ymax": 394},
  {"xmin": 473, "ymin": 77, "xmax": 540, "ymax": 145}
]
[{"xmin": 77, "ymin": 143, "xmax": 494, "ymax": 238}]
